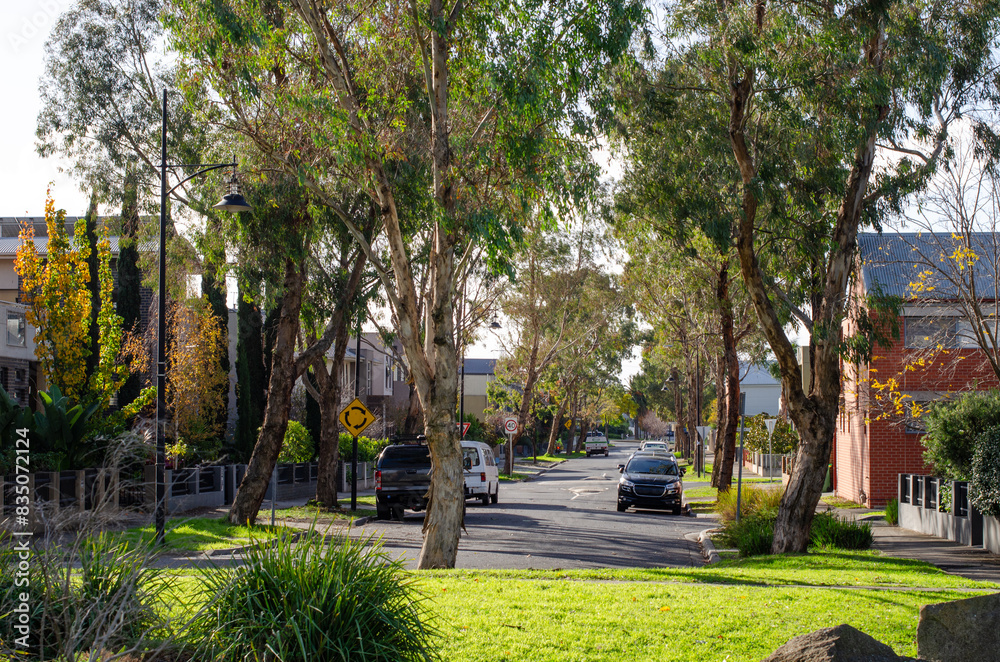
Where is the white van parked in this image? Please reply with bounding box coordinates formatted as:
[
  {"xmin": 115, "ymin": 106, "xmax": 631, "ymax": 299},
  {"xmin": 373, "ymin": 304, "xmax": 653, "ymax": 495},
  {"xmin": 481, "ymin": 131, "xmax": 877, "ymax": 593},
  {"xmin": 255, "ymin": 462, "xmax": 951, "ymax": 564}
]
[{"xmin": 461, "ymin": 440, "xmax": 500, "ymax": 505}]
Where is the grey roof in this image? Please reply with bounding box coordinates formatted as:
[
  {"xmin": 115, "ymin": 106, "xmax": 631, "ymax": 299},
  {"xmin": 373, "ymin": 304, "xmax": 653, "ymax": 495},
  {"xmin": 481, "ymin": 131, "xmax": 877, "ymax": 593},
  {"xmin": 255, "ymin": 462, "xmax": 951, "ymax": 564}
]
[
  {"xmin": 740, "ymin": 363, "xmax": 779, "ymax": 386},
  {"xmin": 0, "ymin": 236, "xmax": 156, "ymax": 257},
  {"xmin": 858, "ymin": 232, "xmax": 1000, "ymax": 300},
  {"xmin": 463, "ymin": 358, "xmax": 496, "ymax": 375}
]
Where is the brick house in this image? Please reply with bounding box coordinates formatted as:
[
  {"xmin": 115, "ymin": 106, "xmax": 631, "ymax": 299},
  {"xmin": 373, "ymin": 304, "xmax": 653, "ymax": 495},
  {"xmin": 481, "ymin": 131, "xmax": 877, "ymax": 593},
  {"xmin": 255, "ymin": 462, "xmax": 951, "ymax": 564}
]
[{"xmin": 835, "ymin": 232, "xmax": 1000, "ymax": 506}]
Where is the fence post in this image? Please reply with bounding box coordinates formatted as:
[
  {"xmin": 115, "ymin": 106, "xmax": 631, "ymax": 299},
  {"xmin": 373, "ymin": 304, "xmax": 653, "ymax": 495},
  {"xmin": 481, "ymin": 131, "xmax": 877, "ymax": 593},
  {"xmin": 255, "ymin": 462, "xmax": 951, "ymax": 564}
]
[{"xmin": 75, "ymin": 469, "xmax": 86, "ymax": 513}]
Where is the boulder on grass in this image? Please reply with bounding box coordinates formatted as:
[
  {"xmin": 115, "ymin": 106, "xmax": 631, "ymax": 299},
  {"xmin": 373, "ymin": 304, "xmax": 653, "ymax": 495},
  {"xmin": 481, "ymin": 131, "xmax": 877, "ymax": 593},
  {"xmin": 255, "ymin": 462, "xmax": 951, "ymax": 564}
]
[
  {"xmin": 762, "ymin": 624, "xmax": 910, "ymax": 662},
  {"xmin": 917, "ymin": 592, "xmax": 1000, "ymax": 662}
]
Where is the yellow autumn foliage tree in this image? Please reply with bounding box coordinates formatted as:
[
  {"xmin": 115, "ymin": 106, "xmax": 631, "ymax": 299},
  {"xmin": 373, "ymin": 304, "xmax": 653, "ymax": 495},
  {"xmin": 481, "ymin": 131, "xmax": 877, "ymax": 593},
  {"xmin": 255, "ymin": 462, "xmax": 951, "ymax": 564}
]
[
  {"xmin": 15, "ymin": 191, "xmax": 128, "ymax": 409},
  {"xmin": 15, "ymin": 191, "xmax": 93, "ymax": 401},
  {"xmin": 167, "ymin": 297, "xmax": 228, "ymax": 457}
]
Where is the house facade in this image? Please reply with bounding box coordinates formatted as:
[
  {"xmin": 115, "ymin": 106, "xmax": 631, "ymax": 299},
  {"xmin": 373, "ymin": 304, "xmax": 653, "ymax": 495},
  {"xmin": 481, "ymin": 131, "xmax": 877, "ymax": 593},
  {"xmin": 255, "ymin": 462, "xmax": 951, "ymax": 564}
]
[
  {"xmin": 740, "ymin": 362, "xmax": 781, "ymax": 416},
  {"xmin": 835, "ymin": 232, "xmax": 1000, "ymax": 506}
]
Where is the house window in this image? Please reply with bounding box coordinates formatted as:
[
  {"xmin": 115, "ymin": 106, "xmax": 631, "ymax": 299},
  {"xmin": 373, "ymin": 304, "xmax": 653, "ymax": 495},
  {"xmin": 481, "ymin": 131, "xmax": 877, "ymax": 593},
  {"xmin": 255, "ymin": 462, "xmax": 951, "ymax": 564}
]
[
  {"xmin": 904, "ymin": 317, "xmax": 959, "ymax": 348},
  {"xmin": 904, "ymin": 401, "xmax": 931, "ymax": 434},
  {"xmin": 385, "ymin": 359, "xmax": 393, "ymax": 395},
  {"xmin": 6, "ymin": 311, "xmax": 25, "ymax": 347}
]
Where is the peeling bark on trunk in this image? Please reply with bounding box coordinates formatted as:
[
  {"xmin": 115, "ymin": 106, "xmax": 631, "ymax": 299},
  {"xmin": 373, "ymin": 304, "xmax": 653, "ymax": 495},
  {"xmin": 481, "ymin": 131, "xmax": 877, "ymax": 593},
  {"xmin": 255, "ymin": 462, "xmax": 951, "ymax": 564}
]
[
  {"xmin": 711, "ymin": 354, "xmax": 726, "ymax": 489},
  {"xmin": 402, "ymin": 383, "xmax": 422, "ymax": 434},
  {"xmin": 229, "ymin": 256, "xmax": 304, "ymax": 525},
  {"xmin": 546, "ymin": 396, "xmax": 569, "ymax": 454}
]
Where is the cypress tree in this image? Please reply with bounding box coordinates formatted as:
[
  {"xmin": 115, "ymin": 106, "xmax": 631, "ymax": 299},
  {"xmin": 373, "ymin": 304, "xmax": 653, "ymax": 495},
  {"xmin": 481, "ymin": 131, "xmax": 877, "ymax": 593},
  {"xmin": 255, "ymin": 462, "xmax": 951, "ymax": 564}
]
[
  {"xmin": 83, "ymin": 194, "xmax": 101, "ymax": 389},
  {"xmin": 202, "ymin": 218, "xmax": 230, "ymax": 437},
  {"xmin": 235, "ymin": 279, "xmax": 266, "ymax": 461},
  {"xmin": 116, "ymin": 173, "xmax": 143, "ymax": 408}
]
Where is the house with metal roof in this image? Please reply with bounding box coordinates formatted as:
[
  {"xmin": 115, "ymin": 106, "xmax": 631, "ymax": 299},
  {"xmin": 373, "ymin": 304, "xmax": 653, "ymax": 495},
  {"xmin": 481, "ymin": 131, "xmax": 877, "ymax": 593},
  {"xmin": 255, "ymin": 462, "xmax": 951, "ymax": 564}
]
[
  {"xmin": 836, "ymin": 232, "xmax": 1000, "ymax": 506},
  {"xmin": 740, "ymin": 362, "xmax": 781, "ymax": 417}
]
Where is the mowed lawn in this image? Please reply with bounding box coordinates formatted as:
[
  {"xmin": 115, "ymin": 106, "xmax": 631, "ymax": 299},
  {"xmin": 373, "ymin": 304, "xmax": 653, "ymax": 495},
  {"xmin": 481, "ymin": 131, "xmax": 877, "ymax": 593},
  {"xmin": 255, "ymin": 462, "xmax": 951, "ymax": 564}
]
[{"xmin": 161, "ymin": 549, "xmax": 996, "ymax": 661}]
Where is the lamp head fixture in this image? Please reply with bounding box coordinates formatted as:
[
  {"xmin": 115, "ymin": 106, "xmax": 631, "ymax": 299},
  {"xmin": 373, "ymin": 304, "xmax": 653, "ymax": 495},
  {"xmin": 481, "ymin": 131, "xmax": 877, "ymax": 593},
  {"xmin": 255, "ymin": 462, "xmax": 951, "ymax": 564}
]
[
  {"xmin": 489, "ymin": 316, "xmax": 501, "ymax": 330},
  {"xmin": 212, "ymin": 167, "xmax": 252, "ymax": 213}
]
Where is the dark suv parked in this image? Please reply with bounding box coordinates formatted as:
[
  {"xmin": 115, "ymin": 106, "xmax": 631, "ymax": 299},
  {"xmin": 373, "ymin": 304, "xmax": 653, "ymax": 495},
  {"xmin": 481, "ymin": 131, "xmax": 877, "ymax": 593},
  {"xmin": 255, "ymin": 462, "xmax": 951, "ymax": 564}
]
[
  {"xmin": 616, "ymin": 454, "xmax": 684, "ymax": 514},
  {"xmin": 375, "ymin": 444, "xmax": 432, "ymax": 520}
]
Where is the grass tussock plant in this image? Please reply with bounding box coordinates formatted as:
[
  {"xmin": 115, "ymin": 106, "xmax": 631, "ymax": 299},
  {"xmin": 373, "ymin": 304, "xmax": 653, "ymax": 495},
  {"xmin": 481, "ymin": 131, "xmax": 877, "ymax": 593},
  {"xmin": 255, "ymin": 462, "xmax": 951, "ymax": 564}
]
[
  {"xmin": 195, "ymin": 529, "xmax": 438, "ymax": 662},
  {"xmin": 714, "ymin": 484, "xmax": 784, "ymax": 523},
  {"xmin": 0, "ymin": 532, "xmax": 181, "ymax": 661},
  {"xmin": 886, "ymin": 498, "xmax": 899, "ymax": 525},
  {"xmin": 810, "ymin": 512, "xmax": 874, "ymax": 550},
  {"xmin": 715, "ymin": 515, "xmax": 775, "ymax": 557}
]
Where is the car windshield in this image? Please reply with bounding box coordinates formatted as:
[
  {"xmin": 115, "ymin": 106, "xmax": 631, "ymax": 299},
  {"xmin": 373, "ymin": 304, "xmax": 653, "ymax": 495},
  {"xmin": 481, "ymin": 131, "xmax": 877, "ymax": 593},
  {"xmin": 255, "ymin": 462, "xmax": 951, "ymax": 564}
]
[
  {"xmin": 644, "ymin": 443, "xmax": 666, "ymax": 449},
  {"xmin": 627, "ymin": 458, "xmax": 679, "ymax": 476}
]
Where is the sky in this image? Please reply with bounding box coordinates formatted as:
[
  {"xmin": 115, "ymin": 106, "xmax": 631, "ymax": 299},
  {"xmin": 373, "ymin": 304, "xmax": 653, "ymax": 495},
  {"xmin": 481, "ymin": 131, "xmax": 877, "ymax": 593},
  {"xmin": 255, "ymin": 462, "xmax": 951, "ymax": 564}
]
[
  {"xmin": 2, "ymin": 1, "xmax": 89, "ymax": 216},
  {"xmin": 0, "ymin": 1, "xmax": 643, "ymax": 380}
]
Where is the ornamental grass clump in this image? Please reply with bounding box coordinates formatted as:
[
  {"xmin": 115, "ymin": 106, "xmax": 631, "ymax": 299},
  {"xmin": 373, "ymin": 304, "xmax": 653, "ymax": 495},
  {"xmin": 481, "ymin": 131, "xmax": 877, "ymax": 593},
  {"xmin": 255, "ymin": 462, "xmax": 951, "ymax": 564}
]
[
  {"xmin": 196, "ymin": 530, "xmax": 438, "ymax": 662},
  {"xmin": 809, "ymin": 512, "xmax": 874, "ymax": 550},
  {"xmin": 714, "ymin": 484, "xmax": 784, "ymax": 523}
]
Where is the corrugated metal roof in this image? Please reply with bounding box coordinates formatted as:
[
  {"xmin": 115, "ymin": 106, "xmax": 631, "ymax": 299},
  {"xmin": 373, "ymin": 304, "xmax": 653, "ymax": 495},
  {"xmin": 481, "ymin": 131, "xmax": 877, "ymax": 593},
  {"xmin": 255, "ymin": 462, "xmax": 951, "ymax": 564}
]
[
  {"xmin": 740, "ymin": 362, "xmax": 779, "ymax": 386},
  {"xmin": 463, "ymin": 358, "xmax": 496, "ymax": 375},
  {"xmin": 0, "ymin": 236, "xmax": 156, "ymax": 257},
  {"xmin": 858, "ymin": 232, "xmax": 1000, "ymax": 300}
]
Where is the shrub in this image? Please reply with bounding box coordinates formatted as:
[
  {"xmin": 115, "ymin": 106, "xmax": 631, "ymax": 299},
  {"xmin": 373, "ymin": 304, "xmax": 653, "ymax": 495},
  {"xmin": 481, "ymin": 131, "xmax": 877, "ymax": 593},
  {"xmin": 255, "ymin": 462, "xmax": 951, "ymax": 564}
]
[
  {"xmin": 196, "ymin": 531, "xmax": 438, "ymax": 662},
  {"xmin": 339, "ymin": 433, "xmax": 391, "ymax": 463},
  {"xmin": 716, "ymin": 515, "xmax": 774, "ymax": 557},
  {"xmin": 740, "ymin": 413, "xmax": 799, "ymax": 455},
  {"xmin": 279, "ymin": 420, "xmax": 315, "ymax": 463},
  {"xmin": 971, "ymin": 425, "xmax": 1000, "ymax": 518},
  {"xmin": 922, "ymin": 390, "xmax": 1000, "ymax": 480},
  {"xmin": 885, "ymin": 498, "xmax": 899, "ymax": 526},
  {"xmin": 714, "ymin": 484, "xmax": 784, "ymax": 523},
  {"xmin": 809, "ymin": 512, "xmax": 874, "ymax": 550}
]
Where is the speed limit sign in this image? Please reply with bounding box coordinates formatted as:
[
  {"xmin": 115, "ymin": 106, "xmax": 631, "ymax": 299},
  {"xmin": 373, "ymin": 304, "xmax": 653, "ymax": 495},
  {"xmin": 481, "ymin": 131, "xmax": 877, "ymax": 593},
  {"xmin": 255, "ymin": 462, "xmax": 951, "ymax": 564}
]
[{"xmin": 503, "ymin": 416, "xmax": 518, "ymax": 434}]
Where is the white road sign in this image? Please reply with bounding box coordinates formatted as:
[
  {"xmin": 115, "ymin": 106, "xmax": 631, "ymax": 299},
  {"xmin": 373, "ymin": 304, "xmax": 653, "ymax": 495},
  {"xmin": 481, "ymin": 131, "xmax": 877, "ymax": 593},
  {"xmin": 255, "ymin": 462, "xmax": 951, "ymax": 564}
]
[{"xmin": 503, "ymin": 417, "xmax": 518, "ymax": 434}]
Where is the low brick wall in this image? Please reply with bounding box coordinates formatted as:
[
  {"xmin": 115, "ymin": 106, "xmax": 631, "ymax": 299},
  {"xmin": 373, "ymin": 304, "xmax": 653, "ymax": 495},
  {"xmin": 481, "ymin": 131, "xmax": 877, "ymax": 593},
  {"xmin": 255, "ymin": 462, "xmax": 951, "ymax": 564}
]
[{"xmin": 898, "ymin": 474, "xmax": 985, "ymax": 548}]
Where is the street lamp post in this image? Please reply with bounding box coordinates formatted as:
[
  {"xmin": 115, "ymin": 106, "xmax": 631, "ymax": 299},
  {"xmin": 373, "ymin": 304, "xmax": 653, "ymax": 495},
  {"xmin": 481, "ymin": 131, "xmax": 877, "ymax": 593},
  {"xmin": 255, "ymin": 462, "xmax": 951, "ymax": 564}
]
[{"xmin": 155, "ymin": 89, "xmax": 251, "ymax": 545}]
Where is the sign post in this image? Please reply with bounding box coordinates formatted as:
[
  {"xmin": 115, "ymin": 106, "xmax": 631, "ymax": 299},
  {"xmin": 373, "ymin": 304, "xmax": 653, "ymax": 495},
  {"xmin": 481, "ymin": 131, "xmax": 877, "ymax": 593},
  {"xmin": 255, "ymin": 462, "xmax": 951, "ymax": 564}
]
[
  {"xmin": 764, "ymin": 418, "xmax": 778, "ymax": 482},
  {"xmin": 696, "ymin": 425, "xmax": 711, "ymax": 478},
  {"xmin": 339, "ymin": 397, "xmax": 377, "ymax": 509},
  {"xmin": 503, "ymin": 416, "xmax": 518, "ymax": 470}
]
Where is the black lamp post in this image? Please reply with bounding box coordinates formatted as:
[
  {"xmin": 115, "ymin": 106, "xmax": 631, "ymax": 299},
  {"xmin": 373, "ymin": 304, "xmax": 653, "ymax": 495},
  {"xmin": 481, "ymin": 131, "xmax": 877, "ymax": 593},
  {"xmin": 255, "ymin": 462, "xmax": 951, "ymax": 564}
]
[{"xmin": 155, "ymin": 89, "xmax": 251, "ymax": 545}]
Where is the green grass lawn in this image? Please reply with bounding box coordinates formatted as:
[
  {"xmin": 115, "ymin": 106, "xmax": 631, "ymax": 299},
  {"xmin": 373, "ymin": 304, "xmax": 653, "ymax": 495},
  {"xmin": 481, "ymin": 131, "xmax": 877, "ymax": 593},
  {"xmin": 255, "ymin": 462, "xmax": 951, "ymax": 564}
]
[
  {"xmin": 116, "ymin": 517, "xmax": 284, "ymax": 552},
  {"xmin": 532, "ymin": 451, "xmax": 586, "ymax": 462},
  {"xmin": 821, "ymin": 495, "xmax": 866, "ymax": 509},
  {"xmin": 500, "ymin": 472, "xmax": 530, "ymax": 482},
  {"xmin": 159, "ymin": 548, "xmax": 996, "ymax": 661},
  {"xmin": 684, "ymin": 478, "xmax": 780, "ymax": 501},
  {"xmin": 270, "ymin": 494, "xmax": 377, "ymax": 521}
]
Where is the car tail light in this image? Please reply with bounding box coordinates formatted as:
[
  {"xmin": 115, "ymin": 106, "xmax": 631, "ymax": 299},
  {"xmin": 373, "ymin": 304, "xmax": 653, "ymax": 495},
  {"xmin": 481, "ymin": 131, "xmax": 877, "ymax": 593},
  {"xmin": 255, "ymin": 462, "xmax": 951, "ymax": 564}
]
[
  {"xmin": 480, "ymin": 472, "xmax": 486, "ymax": 483},
  {"xmin": 375, "ymin": 470, "xmax": 381, "ymax": 491}
]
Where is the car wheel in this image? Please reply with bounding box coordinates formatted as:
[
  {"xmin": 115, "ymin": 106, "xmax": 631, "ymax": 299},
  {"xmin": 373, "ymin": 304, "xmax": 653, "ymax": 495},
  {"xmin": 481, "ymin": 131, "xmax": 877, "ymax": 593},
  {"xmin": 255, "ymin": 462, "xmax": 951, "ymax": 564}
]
[
  {"xmin": 617, "ymin": 502, "xmax": 628, "ymax": 512},
  {"xmin": 391, "ymin": 505, "xmax": 405, "ymax": 521},
  {"xmin": 376, "ymin": 502, "xmax": 391, "ymax": 520},
  {"xmin": 604, "ymin": 449, "xmax": 609, "ymax": 456},
  {"xmin": 672, "ymin": 504, "xmax": 682, "ymax": 516},
  {"xmin": 490, "ymin": 485, "xmax": 498, "ymax": 504},
  {"xmin": 480, "ymin": 492, "xmax": 490, "ymax": 506}
]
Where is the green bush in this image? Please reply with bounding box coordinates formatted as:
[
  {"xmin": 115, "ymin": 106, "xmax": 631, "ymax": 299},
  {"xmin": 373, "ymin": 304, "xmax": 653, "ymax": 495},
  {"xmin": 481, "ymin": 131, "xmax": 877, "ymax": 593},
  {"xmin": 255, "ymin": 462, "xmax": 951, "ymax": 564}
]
[
  {"xmin": 279, "ymin": 420, "xmax": 315, "ymax": 463},
  {"xmin": 922, "ymin": 390, "xmax": 1000, "ymax": 480},
  {"xmin": 716, "ymin": 515, "xmax": 774, "ymax": 557},
  {"xmin": 339, "ymin": 433, "xmax": 391, "ymax": 463},
  {"xmin": 885, "ymin": 498, "xmax": 899, "ymax": 526},
  {"xmin": 971, "ymin": 425, "xmax": 1000, "ymax": 518},
  {"xmin": 196, "ymin": 531, "xmax": 438, "ymax": 662},
  {"xmin": 740, "ymin": 413, "xmax": 799, "ymax": 455},
  {"xmin": 809, "ymin": 512, "xmax": 873, "ymax": 550}
]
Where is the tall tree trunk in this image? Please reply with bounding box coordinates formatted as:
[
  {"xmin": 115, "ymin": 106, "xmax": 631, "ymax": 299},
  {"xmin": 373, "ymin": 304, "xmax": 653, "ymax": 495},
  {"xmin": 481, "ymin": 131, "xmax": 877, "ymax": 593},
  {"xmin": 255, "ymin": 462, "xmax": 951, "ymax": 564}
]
[
  {"xmin": 686, "ymin": 356, "xmax": 699, "ymax": 463},
  {"xmin": 566, "ymin": 391, "xmax": 579, "ymax": 453},
  {"xmin": 546, "ymin": 395, "xmax": 569, "ymax": 454},
  {"xmin": 512, "ymin": 335, "xmax": 541, "ymax": 474},
  {"xmin": 718, "ymin": 260, "xmax": 740, "ymax": 492},
  {"xmin": 402, "ymin": 383, "xmax": 422, "ymax": 434},
  {"xmin": 672, "ymin": 367, "xmax": 687, "ymax": 455},
  {"xmin": 311, "ymin": 354, "xmax": 344, "ymax": 508},
  {"xmin": 711, "ymin": 353, "xmax": 726, "ymax": 488},
  {"xmin": 229, "ymin": 257, "xmax": 304, "ymax": 525}
]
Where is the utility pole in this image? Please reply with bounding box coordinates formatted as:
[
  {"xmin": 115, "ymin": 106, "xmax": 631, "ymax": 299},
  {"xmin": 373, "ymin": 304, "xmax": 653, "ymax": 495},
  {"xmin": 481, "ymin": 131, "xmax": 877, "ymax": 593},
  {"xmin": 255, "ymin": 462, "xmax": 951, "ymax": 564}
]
[{"xmin": 351, "ymin": 324, "xmax": 361, "ymax": 510}]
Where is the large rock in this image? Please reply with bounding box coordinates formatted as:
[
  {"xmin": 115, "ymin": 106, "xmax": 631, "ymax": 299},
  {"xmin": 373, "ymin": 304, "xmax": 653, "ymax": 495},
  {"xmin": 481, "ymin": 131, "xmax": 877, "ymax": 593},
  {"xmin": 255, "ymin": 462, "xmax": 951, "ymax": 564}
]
[
  {"xmin": 762, "ymin": 624, "xmax": 909, "ymax": 662},
  {"xmin": 917, "ymin": 592, "xmax": 1000, "ymax": 662}
]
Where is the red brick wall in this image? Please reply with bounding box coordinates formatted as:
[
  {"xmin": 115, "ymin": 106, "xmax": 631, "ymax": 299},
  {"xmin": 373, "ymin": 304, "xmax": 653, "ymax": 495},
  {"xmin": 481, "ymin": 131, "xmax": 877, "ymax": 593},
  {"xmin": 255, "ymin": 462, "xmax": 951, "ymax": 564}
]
[{"xmin": 838, "ymin": 312, "xmax": 1000, "ymax": 506}]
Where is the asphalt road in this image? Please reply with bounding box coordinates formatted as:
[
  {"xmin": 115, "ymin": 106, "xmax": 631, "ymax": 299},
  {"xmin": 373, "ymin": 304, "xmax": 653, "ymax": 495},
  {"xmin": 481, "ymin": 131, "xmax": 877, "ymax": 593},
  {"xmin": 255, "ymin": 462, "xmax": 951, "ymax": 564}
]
[{"xmin": 353, "ymin": 441, "xmax": 707, "ymax": 570}]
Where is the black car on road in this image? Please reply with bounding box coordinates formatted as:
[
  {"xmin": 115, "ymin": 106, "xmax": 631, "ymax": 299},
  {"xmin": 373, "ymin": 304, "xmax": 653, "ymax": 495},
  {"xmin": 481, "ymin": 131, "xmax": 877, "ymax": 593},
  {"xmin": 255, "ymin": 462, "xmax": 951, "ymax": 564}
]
[
  {"xmin": 375, "ymin": 444, "xmax": 432, "ymax": 520},
  {"xmin": 617, "ymin": 454, "xmax": 684, "ymax": 514}
]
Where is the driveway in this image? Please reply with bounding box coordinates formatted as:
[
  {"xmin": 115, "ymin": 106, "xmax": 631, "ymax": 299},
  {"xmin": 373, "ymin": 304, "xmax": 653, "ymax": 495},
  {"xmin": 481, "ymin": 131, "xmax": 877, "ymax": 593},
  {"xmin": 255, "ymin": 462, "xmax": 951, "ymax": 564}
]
[{"xmin": 353, "ymin": 441, "xmax": 707, "ymax": 569}]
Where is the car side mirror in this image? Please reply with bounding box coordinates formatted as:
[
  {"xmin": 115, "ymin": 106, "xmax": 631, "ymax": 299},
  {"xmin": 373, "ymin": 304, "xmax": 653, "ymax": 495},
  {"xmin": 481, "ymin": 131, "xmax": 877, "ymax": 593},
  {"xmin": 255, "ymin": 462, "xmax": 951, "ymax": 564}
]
[
  {"xmin": 618, "ymin": 464, "xmax": 625, "ymax": 473},
  {"xmin": 680, "ymin": 468, "xmax": 686, "ymax": 476}
]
